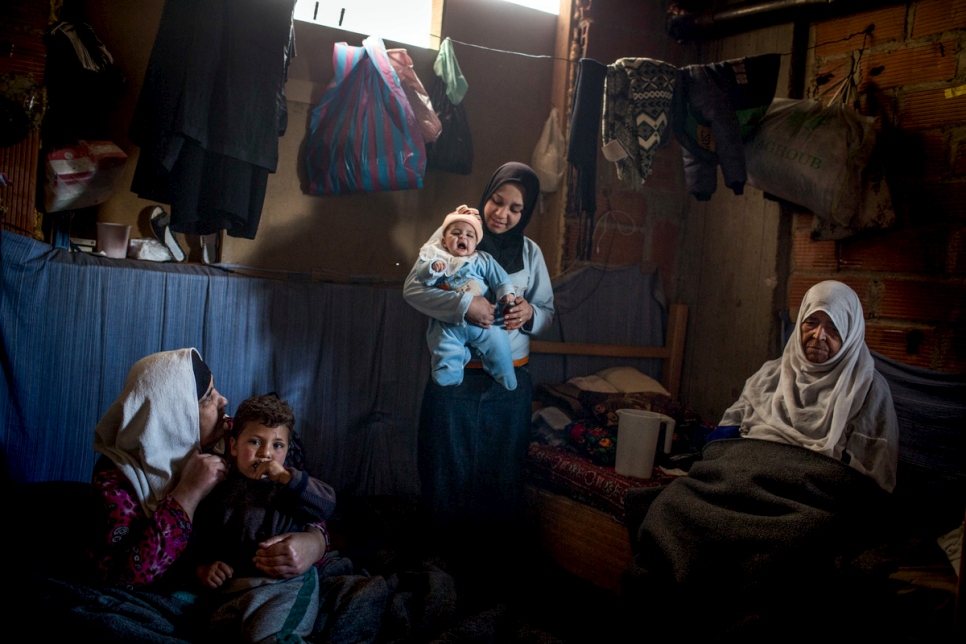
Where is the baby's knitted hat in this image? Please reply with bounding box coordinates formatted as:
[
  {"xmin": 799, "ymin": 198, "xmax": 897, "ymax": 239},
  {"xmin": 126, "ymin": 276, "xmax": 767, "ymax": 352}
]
[{"xmin": 441, "ymin": 205, "xmax": 483, "ymax": 241}]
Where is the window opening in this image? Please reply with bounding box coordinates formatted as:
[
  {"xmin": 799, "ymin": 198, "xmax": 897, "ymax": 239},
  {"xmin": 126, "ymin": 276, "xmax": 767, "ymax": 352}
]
[{"xmin": 294, "ymin": 1, "xmax": 442, "ymax": 49}]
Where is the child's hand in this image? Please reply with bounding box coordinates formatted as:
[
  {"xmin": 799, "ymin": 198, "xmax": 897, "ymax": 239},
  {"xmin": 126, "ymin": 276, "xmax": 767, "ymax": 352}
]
[
  {"xmin": 197, "ymin": 561, "xmax": 233, "ymax": 589},
  {"xmin": 432, "ymin": 260, "xmax": 445, "ymax": 272},
  {"xmin": 254, "ymin": 460, "xmax": 292, "ymax": 485},
  {"xmin": 501, "ymin": 294, "xmax": 516, "ymax": 306}
]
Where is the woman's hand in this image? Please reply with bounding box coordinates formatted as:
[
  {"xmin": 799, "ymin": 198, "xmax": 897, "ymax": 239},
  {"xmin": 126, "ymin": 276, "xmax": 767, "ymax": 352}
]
[
  {"xmin": 170, "ymin": 450, "xmax": 228, "ymax": 520},
  {"xmin": 253, "ymin": 528, "xmax": 327, "ymax": 578},
  {"xmin": 504, "ymin": 296, "xmax": 533, "ymax": 330},
  {"xmin": 465, "ymin": 295, "xmax": 497, "ymax": 328}
]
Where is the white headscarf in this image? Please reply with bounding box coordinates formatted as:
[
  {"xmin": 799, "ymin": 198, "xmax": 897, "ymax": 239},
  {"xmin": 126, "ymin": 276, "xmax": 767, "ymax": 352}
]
[
  {"xmin": 720, "ymin": 281, "xmax": 898, "ymax": 491},
  {"xmin": 94, "ymin": 348, "xmax": 203, "ymax": 515}
]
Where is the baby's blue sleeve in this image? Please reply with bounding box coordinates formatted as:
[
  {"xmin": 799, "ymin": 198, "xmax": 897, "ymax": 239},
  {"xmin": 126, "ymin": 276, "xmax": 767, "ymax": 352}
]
[
  {"xmin": 404, "ymin": 259, "xmax": 472, "ymax": 326},
  {"xmin": 415, "ymin": 258, "xmax": 445, "ymax": 287}
]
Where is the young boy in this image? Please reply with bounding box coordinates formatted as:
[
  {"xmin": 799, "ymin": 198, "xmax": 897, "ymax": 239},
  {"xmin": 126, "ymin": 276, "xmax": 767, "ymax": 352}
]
[
  {"xmin": 413, "ymin": 205, "xmax": 519, "ymax": 390},
  {"xmin": 192, "ymin": 394, "xmax": 337, "ymax": 644}
]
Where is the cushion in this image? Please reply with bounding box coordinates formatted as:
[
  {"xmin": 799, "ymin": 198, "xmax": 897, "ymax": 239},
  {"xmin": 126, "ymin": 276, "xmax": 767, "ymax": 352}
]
[{"xmin": 595, "ymin": 366, "xmax": 670, "ymax": 395}]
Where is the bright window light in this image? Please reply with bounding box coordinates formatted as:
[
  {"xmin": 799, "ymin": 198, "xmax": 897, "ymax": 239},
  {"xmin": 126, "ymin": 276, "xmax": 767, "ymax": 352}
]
[
  {"xmin": 294, "ymin": 1, "xmax": 435, "ymax": 49},
  {"xmin": 501, "ymin": 0, "xmax": 559, "ymax": 14}
]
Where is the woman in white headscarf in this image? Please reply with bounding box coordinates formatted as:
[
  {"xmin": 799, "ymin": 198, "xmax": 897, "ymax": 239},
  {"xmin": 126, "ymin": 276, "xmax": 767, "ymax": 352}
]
[
  {"xmin": 719, "ymin": 280, "xmax": 899, "ymax": 492},
  {"xmin": 91, "ymin": 349, "xmax": 329, "ymax": 590}
]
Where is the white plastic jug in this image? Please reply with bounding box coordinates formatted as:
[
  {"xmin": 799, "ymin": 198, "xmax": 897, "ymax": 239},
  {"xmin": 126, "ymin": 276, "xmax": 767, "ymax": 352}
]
[{"xmin": 614, "ymin": 409, "xmax": 675, "ymax": 479}]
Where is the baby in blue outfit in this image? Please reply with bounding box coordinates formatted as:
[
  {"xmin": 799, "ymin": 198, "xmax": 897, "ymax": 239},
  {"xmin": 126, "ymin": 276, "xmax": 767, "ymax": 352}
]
[{"xmin": 414, "ymin": 205, "xmax": 518, "ymax": 390}]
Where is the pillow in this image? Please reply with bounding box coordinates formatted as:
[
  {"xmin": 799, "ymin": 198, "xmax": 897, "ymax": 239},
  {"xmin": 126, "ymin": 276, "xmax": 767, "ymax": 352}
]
[
  {"xmin": 596, "ymin": 366, "xmax": 670, "ymax": 396},
  {"xmin": 567, "ymin": 374, "xmax": 620, "ymax": 393},
  {"xmin": 532, "ymin": 405, "xmax": 573, "ymax": 431}
]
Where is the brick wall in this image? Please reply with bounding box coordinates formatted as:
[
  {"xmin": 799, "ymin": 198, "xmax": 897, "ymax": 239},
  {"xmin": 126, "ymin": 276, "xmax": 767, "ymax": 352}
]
[
  {"xmin": 560, "ymin": 143, "xmax": 687, "ymax": 276},
  {"xmin": 793, "ymin": 0, "xmax": 966, "ymax": 372}
]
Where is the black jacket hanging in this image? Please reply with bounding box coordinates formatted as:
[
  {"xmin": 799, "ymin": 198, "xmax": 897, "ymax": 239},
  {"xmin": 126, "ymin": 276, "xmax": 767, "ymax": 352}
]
[
  {"xmin": 129, "ymin": 0, "xmax": 296, "ymax": 239},
  {"xmin": 671, "ymin": 53, "xmax": 781, "ymax": 201}
]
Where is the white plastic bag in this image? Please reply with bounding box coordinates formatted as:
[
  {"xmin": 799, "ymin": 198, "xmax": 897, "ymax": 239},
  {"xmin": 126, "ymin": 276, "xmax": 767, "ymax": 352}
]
[
  {"xmin": 531, "ymin": 107, "xmax": 567, "ymax": 192},
  {"xmin": 745, "ymin": 97, "xmax": 894, "ymax": 239}
]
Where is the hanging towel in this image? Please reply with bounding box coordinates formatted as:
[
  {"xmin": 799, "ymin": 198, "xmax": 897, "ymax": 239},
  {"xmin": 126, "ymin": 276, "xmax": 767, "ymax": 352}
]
[{"xmin": 602, "ymin": 58, "xmax": 676, "ymax": 189}]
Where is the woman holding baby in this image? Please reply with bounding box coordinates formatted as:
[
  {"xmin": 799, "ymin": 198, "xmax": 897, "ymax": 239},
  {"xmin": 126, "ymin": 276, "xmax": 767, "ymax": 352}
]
[{"xmin": 404, "ymin": 162, "xmax": 555, "ymax": 574}]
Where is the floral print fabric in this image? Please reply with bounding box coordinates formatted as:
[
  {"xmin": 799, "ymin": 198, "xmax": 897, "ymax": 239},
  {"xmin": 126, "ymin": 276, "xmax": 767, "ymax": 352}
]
[{"xmin": 89, "ymin": 466, "xmax": 192, "ymax": 589}]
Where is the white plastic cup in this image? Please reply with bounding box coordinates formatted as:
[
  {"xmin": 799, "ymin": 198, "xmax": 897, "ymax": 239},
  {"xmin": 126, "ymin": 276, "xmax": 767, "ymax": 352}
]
[
  {"xmin": 96, "ymin": 222, "xmax": 131, "ymax": 259},
  {"xmin": 614, "ymin": 409, "xmax": 676, "ymax": 479}
]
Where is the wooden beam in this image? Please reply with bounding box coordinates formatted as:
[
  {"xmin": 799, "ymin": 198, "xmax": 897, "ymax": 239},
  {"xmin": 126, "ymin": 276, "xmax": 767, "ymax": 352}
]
[
  {"xmin": 530, "ymin": 341, "xmax": 670, "ymax": 359},
  {"xmin": 662, "ymin": 303, "xmax": 688, "ymax": 400}
]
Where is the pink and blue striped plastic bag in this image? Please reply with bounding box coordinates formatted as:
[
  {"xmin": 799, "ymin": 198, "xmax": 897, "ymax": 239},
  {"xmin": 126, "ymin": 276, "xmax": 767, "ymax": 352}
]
[{"xmin": 307, "ymin": 36, "xmax": 426, "ymax": 195}]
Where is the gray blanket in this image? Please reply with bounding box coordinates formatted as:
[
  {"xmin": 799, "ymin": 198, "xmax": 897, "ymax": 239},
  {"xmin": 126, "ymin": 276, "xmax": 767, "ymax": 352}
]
[{"xmin": 624, "ymin": 438, "xmax": 896, "ymax": 638}]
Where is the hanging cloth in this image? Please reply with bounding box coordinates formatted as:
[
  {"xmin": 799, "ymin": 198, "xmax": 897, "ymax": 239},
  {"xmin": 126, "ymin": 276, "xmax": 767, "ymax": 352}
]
[
  {"xmin": 602, "ymin": 58, "xmax": 676, "ymax": 189},
  {"xmin": 433, "ymin": 37, "xmax": 468, "ymax": 105},
  {"xmin": 566, "ymin": 58, "xmax": 607, "ymax": 260},
  {"xmin": 129, "ymin": 0, "xmax": 296, "ymax": 239},
  {"xmin": 671, "ymin": 53, "xmax": 781, "ymax": 200},
  {"xmin": 426, "ymin": 38, "xmax": 473, "ymax": 175}
]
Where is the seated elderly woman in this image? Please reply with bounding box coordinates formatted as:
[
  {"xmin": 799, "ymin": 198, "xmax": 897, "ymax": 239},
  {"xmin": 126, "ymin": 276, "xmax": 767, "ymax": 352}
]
[
  {"xmin": 623, "ymin": 281, "xmax": 900, "ymax": 639},
  {"xmin": 717, "ymin": 279, "xmax": 898, "ymax": 490}
]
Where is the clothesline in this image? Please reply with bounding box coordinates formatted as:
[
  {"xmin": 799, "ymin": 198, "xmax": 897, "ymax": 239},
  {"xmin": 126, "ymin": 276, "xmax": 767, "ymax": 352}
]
[{"xmin": 432, "ymin": 24, "xmax": 875, "ymax": 64}]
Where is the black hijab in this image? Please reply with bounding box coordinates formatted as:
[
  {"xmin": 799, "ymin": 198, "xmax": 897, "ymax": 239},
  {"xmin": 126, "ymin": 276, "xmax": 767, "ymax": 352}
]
[{"xmin": 476, "ymin": 162, "xmax": 540, "ymax": 274}]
